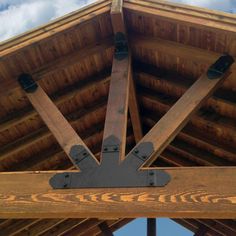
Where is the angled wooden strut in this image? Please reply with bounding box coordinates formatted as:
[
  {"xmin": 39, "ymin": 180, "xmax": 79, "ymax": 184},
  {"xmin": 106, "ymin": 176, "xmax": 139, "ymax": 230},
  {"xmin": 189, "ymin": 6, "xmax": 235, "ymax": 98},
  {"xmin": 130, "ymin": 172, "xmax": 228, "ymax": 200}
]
[
  {"xmin": 18, "ymin": 74, "xmax": 99, "ymax": 171},
  {"xmin": 125, "ymin": 55, "xmax": 234, "ymax": 168}
]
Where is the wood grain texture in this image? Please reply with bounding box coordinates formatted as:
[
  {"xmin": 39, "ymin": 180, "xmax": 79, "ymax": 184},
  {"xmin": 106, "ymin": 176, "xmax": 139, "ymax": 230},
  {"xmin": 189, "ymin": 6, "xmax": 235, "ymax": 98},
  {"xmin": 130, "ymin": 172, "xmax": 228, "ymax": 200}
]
[
  {"xmin": 124, "ymin": 0, "xmax": 236, "ymax": 33},
  {"xmin": 128, "ymin": 70, "xmax": 232, "ymax": 166},
  {"xmin": 26, "ymin": 85, "xmax": 99, "ymax": 168},
  {"xmin": 129, "ymin": 67, "xmax": 143, "ymax": 143},
  {"xmin": 0, "ymin": 167, "xmax": 235, "ymax": 219},
  {"xmin": 102, "ymin": 56, "xmax": 131, "ymax": 161},
  {"xmin": 111, "ymin": 0, "xmax": 125, "ymax": 33}
]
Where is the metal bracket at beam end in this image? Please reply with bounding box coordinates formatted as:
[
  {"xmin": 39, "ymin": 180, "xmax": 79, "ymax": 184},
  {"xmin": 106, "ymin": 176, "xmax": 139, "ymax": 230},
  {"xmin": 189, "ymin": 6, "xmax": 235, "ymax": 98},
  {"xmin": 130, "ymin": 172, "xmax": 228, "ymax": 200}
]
[
  {"xmin": 18, "ymin": 73, "xmax": 38, "ymax": 93},
  {"xmin": 207, "ymin": 54, "xmax": 234, "ymax": 79},
  {"xmin": 50, "ymin": 138, "xmax": 171, "ymax": 189}
]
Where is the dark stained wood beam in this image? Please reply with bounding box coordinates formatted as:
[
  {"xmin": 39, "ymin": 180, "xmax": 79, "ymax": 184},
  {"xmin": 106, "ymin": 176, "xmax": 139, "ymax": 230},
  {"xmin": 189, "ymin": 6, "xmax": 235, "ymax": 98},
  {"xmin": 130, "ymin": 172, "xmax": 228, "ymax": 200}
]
[
  {"xmin": 129, "ymin": 68, "xmax": 143, "ymax": 143},
  {"xmin": 128, "ymin": 69, "xmax": 232, "ymax": 166},
  {"xmin": 0, "ymin": 167, "xmax": 235, "ymax": 219},
  {"xmin": 98, "ymin": 221, "xmax": 114, "ymax": 236},
  {"xmin": 25, "ymin": 84, "xmax": 99, "ymax": 169}
]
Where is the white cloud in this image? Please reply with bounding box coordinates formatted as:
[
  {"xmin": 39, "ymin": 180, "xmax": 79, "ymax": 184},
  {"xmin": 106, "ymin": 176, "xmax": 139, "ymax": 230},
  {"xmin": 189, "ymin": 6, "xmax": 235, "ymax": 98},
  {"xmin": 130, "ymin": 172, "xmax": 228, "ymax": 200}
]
[
  {"xmin": 0, "ymin": 0, "xmax": 96, "ymax": 42},
  {"xmin": 1, "ymin": 0, "xmax": 236, "ymax": 43},
  {"xmin": 170, "ymin": 0, "xmax": 236, "ymax": 13}
]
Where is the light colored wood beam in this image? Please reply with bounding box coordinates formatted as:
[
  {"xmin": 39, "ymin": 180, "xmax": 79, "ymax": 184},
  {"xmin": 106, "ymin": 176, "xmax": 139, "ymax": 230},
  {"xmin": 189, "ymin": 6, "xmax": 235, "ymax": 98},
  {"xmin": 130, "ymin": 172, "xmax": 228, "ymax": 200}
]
[
  {"xmin": 102, "ymin": 55, "xmax": 131, "ymax": 161},
  {"xmin": 111, "ymin": 0, "xmax": 125, "ymax": 33},
  {"xmin": 128, "ymin": 68, "xmax": 231, "ymax": 166},
  {"xmin": 25, "ymin": 84, "xmax": 99, "ymax": 169},
  {"xmin": 124, "ymin": 0, "xmax": 236, "ymax": 33},
  {"xmin": 0, "ymin": 167, "xmax": 235, "ymax": 219}
]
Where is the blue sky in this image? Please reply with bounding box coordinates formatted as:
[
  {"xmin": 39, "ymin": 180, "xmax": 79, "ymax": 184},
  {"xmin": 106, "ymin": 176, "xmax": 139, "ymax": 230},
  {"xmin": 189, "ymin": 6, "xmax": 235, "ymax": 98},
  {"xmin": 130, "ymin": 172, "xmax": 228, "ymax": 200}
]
[
  {"xmin": 115, "ymin": 218, "xmax": 193, "ymax": 236},
  {"xmin": 0, "ymin": 0, "xmax": 235, "ymax": 235}
]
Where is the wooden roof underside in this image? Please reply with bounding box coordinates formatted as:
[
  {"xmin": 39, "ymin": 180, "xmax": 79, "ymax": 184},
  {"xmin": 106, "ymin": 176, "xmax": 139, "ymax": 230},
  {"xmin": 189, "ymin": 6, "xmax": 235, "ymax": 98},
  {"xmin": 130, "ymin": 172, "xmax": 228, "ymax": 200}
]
[{"xmin": 0, "ymin": 0, "xmax": 236, "ymax": 235}]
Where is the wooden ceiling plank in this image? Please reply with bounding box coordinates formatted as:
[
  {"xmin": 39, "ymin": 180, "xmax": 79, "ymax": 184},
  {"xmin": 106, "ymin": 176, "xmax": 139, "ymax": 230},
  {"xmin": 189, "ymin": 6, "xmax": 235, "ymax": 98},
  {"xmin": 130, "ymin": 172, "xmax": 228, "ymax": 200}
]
[
  {"xmin": 0, "ymin": 167, "xmax": 235, "ymax": 219},
  {"xmin": 127, "ymin": 68, "xmax": 232, "ymax": 167},
  {"xmin": 25, "ymin": 84, "xmax": 99, "ymax": 170},
  {"xmin": 13, "ymin": 219, "xmax": 66, "ymax": 236},
  {"xmin": 0, "ymin": 73, "xmax": 110, "ymax": 133},
  {"xmin": 130, "ymin": 34, "xmax": 236, "ymax": 91},
  {"xmin": 62, "ymin": 219, "xmax": 100, "ymax": 236},
  {"xmin": 0, "ymin": 39, "xmax": 113, "ymax": 97}
]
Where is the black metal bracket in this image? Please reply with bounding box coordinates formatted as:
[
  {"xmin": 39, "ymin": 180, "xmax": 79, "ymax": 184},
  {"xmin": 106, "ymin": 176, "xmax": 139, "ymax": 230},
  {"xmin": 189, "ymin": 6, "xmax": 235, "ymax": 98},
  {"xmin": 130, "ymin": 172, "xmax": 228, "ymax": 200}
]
[
  {"xmin": 50, "ymin": 135, "xmax": 171, "ymax": 189},
  {"xmin": 18, "ymin": 73, "xmax": 38, "ymax": 93},
  {"xmin": 207, "ymin": 54, "xmax": 234, "ymax": 79},
  {"xmin": 114, "ymin": 32, "xmax": 128, "ymax": 60}
]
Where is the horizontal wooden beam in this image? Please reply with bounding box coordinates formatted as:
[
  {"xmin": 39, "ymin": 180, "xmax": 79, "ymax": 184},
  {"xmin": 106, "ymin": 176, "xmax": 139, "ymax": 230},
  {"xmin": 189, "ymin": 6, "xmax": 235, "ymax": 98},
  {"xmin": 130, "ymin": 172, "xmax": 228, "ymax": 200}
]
[{"xmin": 0, "ymin": 167, "xmax": 235, "ymax": 219}]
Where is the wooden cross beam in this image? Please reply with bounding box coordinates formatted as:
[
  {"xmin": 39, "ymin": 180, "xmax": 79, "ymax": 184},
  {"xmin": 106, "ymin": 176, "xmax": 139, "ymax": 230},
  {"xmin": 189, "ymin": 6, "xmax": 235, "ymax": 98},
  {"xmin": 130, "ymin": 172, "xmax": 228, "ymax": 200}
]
[{"xmin": 0, "ymin": 167, "xmax": 235, "ymax": 219}]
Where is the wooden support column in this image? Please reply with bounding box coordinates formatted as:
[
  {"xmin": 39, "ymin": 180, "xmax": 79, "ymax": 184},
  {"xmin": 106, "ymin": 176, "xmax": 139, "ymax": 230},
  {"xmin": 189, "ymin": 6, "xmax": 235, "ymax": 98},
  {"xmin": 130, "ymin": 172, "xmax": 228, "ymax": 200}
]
[
  {"xmin": 102, "ymin": 0, "xmax": 129, "ymax": 161},
  {"xmin": 0, "ymin": 167, "xmax": 235, "ymax": 219},
  {"xmin": 98, "ymin": 222, "xmax": 114, "ymax": 236},
  {"xmin": 101, "ymin": 54, "xmax": 131, "ymax": 161},
  {"xmin": 127, "ymin": 68, "xmax": 232, "ymax": 166},
  {"xmin": 147, "ymin": 218, "xmax": 156, "ymax": 236},
  {"xmin": 21, "ymin": 81, "xmax": 98, "ymax": 169},
  {"xmin": 102, "ymin": 0, "xmax": 143, "ymax": 161}
]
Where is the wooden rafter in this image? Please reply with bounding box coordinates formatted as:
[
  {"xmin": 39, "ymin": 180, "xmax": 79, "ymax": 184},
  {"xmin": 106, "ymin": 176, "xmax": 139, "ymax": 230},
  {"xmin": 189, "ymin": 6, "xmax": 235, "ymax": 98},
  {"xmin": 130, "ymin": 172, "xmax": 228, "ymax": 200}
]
[
  {"xmin": 0, "ymin": 167, "xmax": 235, "ymax": 219},
  {"xmin": 0, "ymin": 38, "xmax": 113, "ymax": 97},
  {"xmin": 128, "ymin": 69, "xmax": 232, "ymax": 167},
  {"xmin": 25, "ymin": 83, "xmax": 99, "ymax": 169}
]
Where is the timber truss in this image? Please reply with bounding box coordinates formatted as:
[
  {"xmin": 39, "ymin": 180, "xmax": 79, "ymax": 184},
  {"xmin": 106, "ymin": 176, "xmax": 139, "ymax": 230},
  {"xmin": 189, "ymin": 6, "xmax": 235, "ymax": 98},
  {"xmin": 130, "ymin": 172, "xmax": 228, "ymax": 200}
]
[{"xmin": 0, "ymin": 0, "xmax": 236, "ymax": 219}]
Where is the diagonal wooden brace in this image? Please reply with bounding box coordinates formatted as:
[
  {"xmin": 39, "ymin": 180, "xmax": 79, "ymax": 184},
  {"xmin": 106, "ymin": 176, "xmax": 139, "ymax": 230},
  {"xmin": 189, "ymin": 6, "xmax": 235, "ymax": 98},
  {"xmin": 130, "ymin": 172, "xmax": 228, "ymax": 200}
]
[
  {"xmin": 125, "ymin": 55, "xmax": 234, "ymax": 168},
  {"xmin": 18, "ymin": 74, "xmax": 99, "ymax": 170}
]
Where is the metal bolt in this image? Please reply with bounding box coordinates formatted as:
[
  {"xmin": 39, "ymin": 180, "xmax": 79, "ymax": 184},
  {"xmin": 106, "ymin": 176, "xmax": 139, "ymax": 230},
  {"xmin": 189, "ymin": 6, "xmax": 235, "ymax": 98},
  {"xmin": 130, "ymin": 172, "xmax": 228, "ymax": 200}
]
[
  {"xmin": 149, "ymin": 172, "xmax": 154, "ymax": 176},
  {"xmin": 149, "ymin": 182, "xmax": 154, "ymax": 186},
  {"xmin": 104, "ymin": 147, "xmax": 108, "ymax": 152},
  {"xmin": 134, "ymin": 149, "xmax": 139, "ymax": 154},
  {"xmin": 63, "ymin": 184, "xmax": 68, "ymax": 188},
  {"xmin": 65, "ymin": 174, "xmax": 69, "ymax": 178},
  {"xmin": 113, "ymin": 146, "xmax": 118, "ymax": 151},
  {"xmin": 142, "ymin": 155, "xmax": 147, "ymax": 159},
  {"xmin": 83, "ymin": 152, "xmax": 87, "ymax": 156}
]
